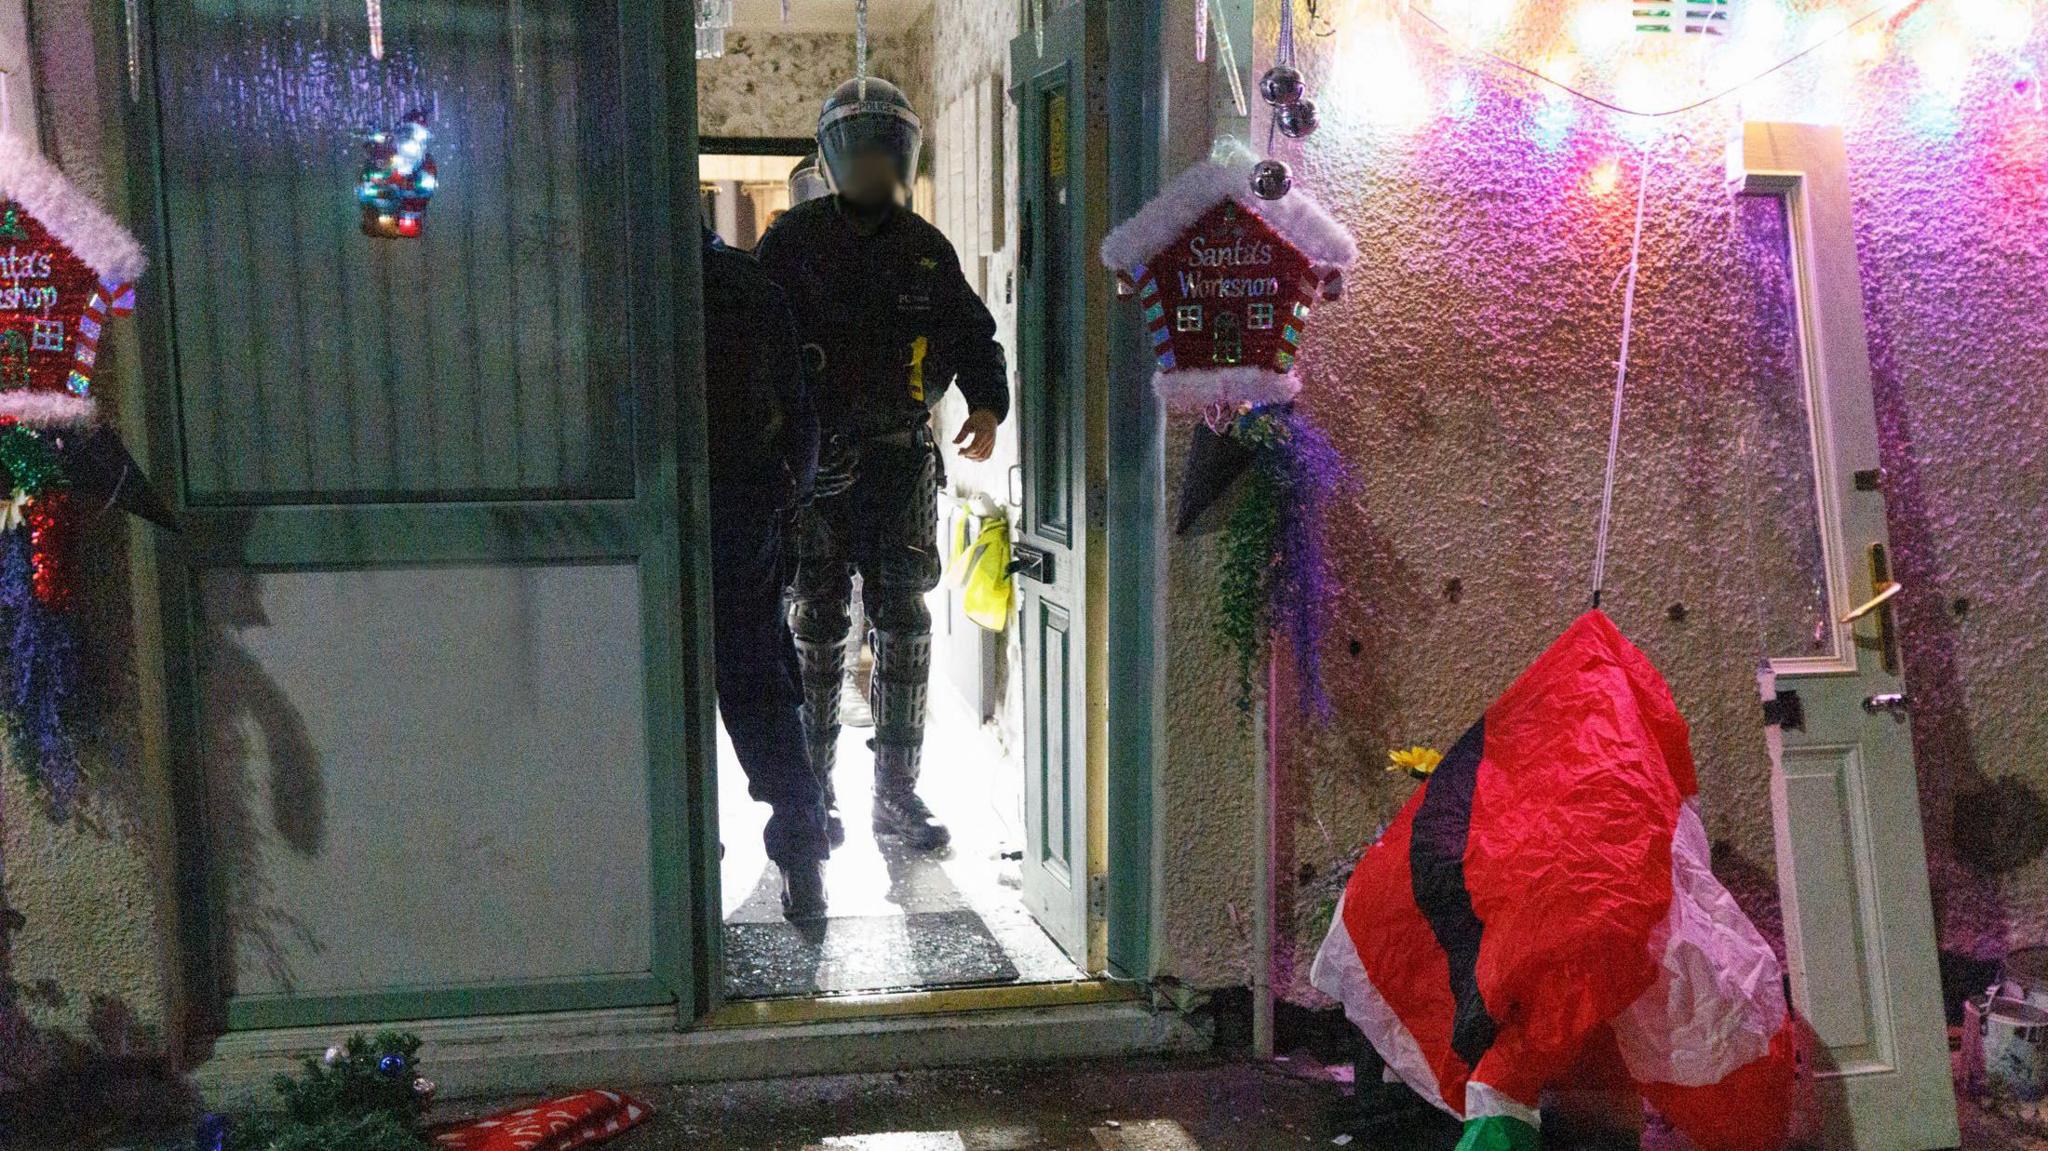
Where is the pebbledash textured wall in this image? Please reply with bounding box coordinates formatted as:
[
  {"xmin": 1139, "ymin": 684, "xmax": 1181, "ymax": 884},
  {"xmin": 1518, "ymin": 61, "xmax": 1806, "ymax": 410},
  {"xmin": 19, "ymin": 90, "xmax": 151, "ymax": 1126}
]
[
  {"xmin": 4, "ymin": 0, "xmax": 184, "ymax": 1082},
  {"xmin": 1212, "ymin": 0, "xmax": 2048, "ymax": 1004},
  {"xmin": 696, "ymin": 30, "xmax": 927, "ymax": 140}
]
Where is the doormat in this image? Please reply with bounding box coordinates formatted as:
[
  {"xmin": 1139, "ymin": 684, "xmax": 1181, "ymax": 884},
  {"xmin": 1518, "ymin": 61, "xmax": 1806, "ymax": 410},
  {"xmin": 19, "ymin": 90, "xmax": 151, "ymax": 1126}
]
[{"xmin": 724, "ymin": 910, "xmax": 1021, "ymax": 999}]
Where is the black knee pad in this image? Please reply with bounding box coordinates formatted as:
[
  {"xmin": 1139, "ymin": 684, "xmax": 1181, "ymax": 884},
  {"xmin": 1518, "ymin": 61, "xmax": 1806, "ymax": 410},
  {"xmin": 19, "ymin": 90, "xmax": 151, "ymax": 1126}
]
[
  {"xmin": 789, "ymin": 596, "xmax": 853, "ymax": 645},
  {"xmin": 865, "ymin": 593, "xmax": 931, "ymax": 636}
]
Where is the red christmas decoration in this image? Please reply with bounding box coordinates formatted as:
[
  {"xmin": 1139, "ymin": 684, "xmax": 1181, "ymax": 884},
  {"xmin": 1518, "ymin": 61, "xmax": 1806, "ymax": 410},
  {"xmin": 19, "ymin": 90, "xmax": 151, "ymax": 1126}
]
[
  {"xmin": 432, "ymin": 1089, "xmax": 652, "ymax": 1151},
  {"xmin": 1100, "ymin": 147, "xmax": 1355, "ymax": 410},
  {"xmin": 25, "ymin": 489, "xmax": 74, "ymax": 609},
  {"xmin": 0, "ymin": 137, "xmax": 146, "ymax": 428}
]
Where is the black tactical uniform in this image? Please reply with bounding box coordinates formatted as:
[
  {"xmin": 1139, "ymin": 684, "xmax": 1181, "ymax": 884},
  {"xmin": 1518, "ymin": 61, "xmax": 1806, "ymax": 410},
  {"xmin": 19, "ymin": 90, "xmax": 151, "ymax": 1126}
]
[
  {"xmin": 756, "ymin": 193, "xmax": 1009, "ymax": 852},
  {"xmin": 700, "ymin": 228, "xmax": 829, "ymax": 914}
]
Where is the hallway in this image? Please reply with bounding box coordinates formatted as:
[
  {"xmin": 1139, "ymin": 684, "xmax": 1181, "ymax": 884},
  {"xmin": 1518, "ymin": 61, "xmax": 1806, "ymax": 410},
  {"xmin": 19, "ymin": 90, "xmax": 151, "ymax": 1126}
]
[{"xmin": 719, "ymin": 669, "xmax": 1084, "ymax": 998}]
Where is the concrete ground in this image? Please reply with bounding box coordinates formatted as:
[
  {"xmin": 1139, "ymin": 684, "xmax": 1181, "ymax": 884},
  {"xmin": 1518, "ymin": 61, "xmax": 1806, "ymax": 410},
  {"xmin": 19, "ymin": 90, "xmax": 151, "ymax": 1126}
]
[
  {"xmin": 21, "ymin": 1048, "xmax": 2046, "ymax": 1149},
  {"xmin": 433, "ymin": 1054, "xmax": 2034, "ymax": 1151},
  {"xmin": 451, "ymin": 1055, "xmax": 1359, "ymax": 1151}
]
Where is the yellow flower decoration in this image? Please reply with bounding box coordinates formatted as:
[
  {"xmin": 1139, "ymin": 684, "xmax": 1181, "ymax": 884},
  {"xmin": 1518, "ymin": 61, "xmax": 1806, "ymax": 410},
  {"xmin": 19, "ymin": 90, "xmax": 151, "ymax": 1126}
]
[{"xmin": 1388, "ymin": 746, "xmax": 1444, "ymax": 780}]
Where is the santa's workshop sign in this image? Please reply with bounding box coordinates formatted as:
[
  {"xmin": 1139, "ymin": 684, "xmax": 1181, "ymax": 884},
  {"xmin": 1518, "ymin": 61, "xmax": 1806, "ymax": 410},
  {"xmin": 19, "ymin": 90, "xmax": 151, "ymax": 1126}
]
[
  {"xmin": 0, "ymin": 134, "xmax": 160, "ymax": 809},
  {"xmin": 0, "ymin": 137, "xmax": 145, "ymax": 427},
  {"xmin": 1100, "ymin": 151, "xmax": 1356, "ymax": 408}
]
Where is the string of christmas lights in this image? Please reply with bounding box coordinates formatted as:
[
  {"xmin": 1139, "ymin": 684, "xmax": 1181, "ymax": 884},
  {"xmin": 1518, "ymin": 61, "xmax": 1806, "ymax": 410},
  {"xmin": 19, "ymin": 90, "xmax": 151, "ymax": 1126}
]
[
  {"xmin": 1405, "ymin": 0, "xmax": 1916, "ymax": 118},
  {"xmin": 1314, "ymin": 0, "xmax": 2038, "ymax": 135}
]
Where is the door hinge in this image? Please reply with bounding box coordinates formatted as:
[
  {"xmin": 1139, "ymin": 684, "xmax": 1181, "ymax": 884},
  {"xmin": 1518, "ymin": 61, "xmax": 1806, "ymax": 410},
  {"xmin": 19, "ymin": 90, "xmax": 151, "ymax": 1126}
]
[
  {"xmin": 1088, "ymin": 872, "xmax": 1109, "ymax": 921},
  {"xmin": 1087, "ymin": 484, "xmax": 1108, "ymax": 532},
  {"xmin": 1762, "ymin": 688, "xmax": 1804, "ymax": 732}
]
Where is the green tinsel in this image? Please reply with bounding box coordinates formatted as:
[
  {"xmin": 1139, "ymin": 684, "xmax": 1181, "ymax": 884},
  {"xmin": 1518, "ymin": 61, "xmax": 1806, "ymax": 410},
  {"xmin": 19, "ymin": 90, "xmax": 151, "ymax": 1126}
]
[
  {"xmin": 1217, "ymin": 413, "xmax": 1288, "ymax": 714},
  {"xmin": 221, "ymin": 1030, "xmax": 432, "ymax": 1151},
  {"xmin": 227, "ymin": 1110, "xmax": 427, "ymax": 1151},
  {"xmin": 0, "ymin": 424, "xmax": 66, "ymax": 496}
]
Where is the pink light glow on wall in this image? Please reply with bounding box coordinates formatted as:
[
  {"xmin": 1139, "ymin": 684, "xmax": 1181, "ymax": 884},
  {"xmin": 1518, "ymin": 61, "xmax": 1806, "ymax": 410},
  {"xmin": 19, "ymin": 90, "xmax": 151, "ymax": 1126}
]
[{"xmin": 1264, "ymin": 0, "xmax": 2048, "ymax": 1001}]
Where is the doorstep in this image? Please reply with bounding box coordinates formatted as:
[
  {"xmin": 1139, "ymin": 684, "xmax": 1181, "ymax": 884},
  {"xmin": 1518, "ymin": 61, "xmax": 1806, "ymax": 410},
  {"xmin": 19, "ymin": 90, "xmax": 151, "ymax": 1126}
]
[{"xmin": 190, "ymin": 984, "xmax": 1208, "ymax": 1108}]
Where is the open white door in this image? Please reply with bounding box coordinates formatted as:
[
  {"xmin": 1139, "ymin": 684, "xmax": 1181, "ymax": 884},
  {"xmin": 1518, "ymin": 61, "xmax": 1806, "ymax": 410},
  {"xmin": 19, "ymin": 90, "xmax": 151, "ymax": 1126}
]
[{"xmin": 1734, "ymin": 122, "xmax": 1959, "ymax": 1151}]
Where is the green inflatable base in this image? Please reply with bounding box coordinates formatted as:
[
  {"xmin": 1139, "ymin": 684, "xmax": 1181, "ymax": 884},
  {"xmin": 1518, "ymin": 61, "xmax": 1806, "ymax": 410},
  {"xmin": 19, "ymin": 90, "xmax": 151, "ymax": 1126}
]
[{"xmin": 1453, "ymin": 1114, "xmax": 1541, "ymax": 1151}]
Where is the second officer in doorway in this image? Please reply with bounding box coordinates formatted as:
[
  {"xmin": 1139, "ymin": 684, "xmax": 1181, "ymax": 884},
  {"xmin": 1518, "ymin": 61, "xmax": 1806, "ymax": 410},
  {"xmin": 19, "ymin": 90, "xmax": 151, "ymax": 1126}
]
[{"xmin": 756, "ymin": 76, "xmax": 1008, "ymax": 853}]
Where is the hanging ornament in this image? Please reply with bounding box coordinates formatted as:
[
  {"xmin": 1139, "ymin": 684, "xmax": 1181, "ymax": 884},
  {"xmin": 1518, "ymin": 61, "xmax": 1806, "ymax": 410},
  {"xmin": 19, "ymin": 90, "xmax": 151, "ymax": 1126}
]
[
  {"xmin": 1250, "ymin": 158, "xmax": 1293, "ymax": 199},
  {"xmin": 1276, "ymin": 98, "xmax": 1320, "ymax": 139},
  {"xmin": 856, "ymin": 0, "xmax": 871, "ymax": 97},
  {"xmin": 1101, "ymin": 141, "xmax": 1355, "ymax": 409},
  {"xmin": 366, "ymin": 0, "xmax": 385, "ymax": 61},
  {"xmin": 357, "ymin": 111, "xmax": 438, "ymax": 239},
  {"xmin": 1259, "ymin": 65, "xmax": 1306, "ymax": 107}
]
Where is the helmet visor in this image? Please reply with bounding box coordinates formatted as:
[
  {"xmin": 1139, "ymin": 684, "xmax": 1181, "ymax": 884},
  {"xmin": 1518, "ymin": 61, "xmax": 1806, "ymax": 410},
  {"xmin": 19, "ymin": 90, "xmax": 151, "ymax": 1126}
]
[
  {"xmin": 788, "ymin": 163, "xmax": 832, "ymax": 204},
  {"xmin": 819, "ymin": 103, "xmax": 922, "ymax": 198}
]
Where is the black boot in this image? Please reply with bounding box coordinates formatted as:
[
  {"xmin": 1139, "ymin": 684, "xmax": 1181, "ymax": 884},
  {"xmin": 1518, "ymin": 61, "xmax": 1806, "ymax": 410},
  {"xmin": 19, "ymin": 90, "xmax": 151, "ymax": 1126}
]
[
  {"xmin": 778, "ymin": 859, "xmax": 827, "ymax": 920},
  {"xmin": 819, "ymin": 766, "xmax": 844, "ymax": 849},
  {"xmin": 872, "ymin": 748, "xmax": 950, "ymax": 851}
]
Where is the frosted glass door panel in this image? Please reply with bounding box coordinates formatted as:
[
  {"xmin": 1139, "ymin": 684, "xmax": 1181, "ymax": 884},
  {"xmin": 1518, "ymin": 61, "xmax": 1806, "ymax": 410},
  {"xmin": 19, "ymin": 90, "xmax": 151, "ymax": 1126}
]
[
  {"xmin": 1733, "ymin": 194, "xmax": 1837, "ymax": 663},
  {"xmin": 153, "ymin": 0, "xmax": 630, "ymax": 503},
  {"xmin": 199, "ymin": 563, "xmax": 652, "ymax": 998}
]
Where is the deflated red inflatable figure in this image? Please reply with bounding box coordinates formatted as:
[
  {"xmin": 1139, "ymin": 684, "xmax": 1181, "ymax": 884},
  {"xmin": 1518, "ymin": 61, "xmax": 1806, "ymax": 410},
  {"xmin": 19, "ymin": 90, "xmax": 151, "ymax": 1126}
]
[{"xmin": 1311, "ymin": 611, "xmax": 1795, "ymax": 1151}]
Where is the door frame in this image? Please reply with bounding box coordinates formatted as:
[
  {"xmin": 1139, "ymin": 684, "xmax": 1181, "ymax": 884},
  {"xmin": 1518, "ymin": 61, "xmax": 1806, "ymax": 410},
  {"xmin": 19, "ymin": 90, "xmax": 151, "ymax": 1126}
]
[
  {"xmin": 110, "ymin": 0, "xmax": 715, "ymax": 1039},
  {"xmin": 1101, "ymin": 0, "xmax": 1166, "ymax": 983},
  {"xmin": 109, "ymin": 0, "xmax": 1164, "ymax": 1040}
]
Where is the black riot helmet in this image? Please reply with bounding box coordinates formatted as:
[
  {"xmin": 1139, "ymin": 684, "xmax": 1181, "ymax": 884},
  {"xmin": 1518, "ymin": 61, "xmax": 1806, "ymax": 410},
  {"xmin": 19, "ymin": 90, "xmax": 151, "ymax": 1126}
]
[
  {"xmin": 787, "ymin": 151, "xmax": 831, "ymax": 205},
  {"xmin": 817, "ymin": 77, "xmax": 922, "ymax": 205}
]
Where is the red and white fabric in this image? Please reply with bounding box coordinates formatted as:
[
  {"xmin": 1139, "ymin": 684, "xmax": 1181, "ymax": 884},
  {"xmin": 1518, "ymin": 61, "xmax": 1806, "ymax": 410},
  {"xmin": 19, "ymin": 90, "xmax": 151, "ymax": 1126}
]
[{"xmin": 433, "ymin": 1089, "xmax": 652, "ymax": 1151}]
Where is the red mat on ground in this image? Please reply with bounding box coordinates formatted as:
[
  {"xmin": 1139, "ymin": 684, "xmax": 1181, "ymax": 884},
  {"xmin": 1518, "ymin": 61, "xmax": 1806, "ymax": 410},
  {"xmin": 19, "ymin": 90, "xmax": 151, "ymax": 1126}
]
[{"xmin": 433, "ymin": 1090, "xmax": 652, "ymax": 1151}]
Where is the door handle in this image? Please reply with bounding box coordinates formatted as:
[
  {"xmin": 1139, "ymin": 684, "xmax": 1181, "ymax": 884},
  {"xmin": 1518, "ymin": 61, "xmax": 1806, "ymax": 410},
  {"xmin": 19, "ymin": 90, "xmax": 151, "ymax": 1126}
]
[
  {"xmin": 1838, "ymin": 580, "xmax": 1902, "ymax": 624},
  {"xmin": 1842, "ymin": 543, "xmax": 1902, "ymax": 675},
  {"xmin": 1009, "ymin": 541, "xmax": 1055, "ymax": 584},
  {"xmin": 1863, "ymin": 692, "xmax": 1911, "ymax": 716}
]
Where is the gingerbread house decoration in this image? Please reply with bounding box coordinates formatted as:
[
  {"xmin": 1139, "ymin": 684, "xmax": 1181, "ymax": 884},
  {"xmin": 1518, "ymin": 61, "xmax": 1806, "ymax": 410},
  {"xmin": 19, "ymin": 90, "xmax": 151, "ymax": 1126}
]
[
  {"xmin": 1100, "ymin": 151, "xmax": 1355, "ymax": 409},
  {"xmin": 0, "ymin": 135, "xmax": 146, "ymax": 428}
]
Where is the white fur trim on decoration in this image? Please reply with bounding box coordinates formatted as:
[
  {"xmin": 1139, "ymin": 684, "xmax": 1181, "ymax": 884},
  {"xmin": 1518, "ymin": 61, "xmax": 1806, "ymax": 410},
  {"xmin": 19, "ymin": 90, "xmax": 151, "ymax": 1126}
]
[
  {"xmin": 1099, "ymin": 151, "xmax": 1357, "ymax": 274},
  {"xmin": 0, "ymin": 390, "xmax": 96, "ymax": 427},
  {"xmin": 0, "ymin": 136, "xmax": 148, "ymax": 283},
  {"xmin": 1153, "ymin": 364, "xmax": 1300, "ymax": 408},
  {"xmin": 1308, "ymin": 893, "xmax": 1453, "ymax": 1116}
]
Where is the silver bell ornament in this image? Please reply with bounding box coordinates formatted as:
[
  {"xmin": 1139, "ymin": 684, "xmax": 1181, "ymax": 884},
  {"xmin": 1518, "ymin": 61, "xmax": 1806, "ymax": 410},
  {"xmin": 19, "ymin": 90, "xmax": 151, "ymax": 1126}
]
[
  {"xmin": 413, "ymin": 1076, "xmax": 438, "ymax": 1103},
  {"xmin": 1275, "ymin": 99, "xmax": 1319, "ymax": 140},
  {"xmin": 1258, "ymin": 65, "xmax": 1305, "ymax": 107},
  {"xmin": 1250, "ymin": 159, "xmax": 1293, "ymax": 200},
  {"xmin": 321, "ymin": 1045, "xmax": 345, "ymax": 1067}
]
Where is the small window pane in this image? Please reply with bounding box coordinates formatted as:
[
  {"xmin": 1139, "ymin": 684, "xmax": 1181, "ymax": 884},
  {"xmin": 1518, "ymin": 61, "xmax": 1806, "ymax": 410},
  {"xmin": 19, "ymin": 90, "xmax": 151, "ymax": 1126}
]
[{"xmin": 201, "ymin": 563, "xmax": 653, "ymax": 998}]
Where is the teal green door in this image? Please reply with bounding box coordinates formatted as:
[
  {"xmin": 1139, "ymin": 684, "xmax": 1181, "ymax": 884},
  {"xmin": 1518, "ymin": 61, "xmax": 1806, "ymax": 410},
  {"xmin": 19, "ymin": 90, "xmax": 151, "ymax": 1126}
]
[
  {"xmin": 124, "ymin": 0, "xmax": 705, "ymax": 1030},
  {"xmin": 1011, "ymin": 1, "xmax": 1104, "ymax": 967}
]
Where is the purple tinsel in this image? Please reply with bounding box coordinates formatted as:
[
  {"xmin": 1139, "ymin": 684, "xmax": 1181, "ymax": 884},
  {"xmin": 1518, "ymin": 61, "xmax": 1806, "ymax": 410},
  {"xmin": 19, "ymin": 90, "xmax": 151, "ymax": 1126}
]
[
  {"xmin": 0, "ymin": 529, "xmax": 80, "ymax": 809},
  {"xmin": 1263, "ymin": 407, "xmax": 1348, "ymax": 720}
]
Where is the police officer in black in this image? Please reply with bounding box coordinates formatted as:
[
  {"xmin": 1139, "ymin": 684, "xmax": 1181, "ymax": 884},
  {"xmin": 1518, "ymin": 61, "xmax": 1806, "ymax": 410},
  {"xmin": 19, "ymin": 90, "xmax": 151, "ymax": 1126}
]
[
  {"xmin": 701, "ymin": 225, "xmax": 832, "ymax": 918},
  {"xmin": 757, "ymin": 77, "xmax": 1008, "ymax": 853}
]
